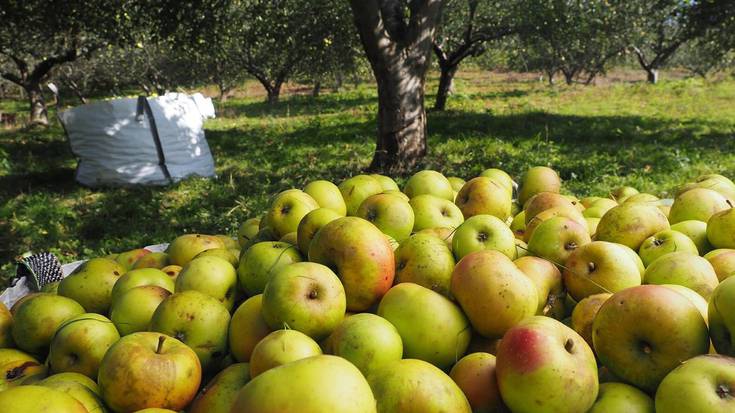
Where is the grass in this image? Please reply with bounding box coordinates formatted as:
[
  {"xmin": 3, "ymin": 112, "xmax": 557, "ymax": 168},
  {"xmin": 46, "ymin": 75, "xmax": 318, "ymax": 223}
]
[{"xmin": 1, "ymin": 69, "xmax": 734, "ymax": 287}]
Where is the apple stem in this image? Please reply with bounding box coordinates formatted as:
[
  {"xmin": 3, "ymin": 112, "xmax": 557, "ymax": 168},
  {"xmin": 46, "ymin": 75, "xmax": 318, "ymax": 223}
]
[{"xmin": 156, "ymin": 335, "xmax": 166, "ymax": 354}]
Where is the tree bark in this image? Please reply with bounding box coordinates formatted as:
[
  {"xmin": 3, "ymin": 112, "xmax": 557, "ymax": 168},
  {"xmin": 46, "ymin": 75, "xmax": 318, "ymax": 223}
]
[
  {"xmin": 312, "ymin": 79, "xmax": 322, "ymax": 97},
  {"xmin": 434, "ymin": 64, "xmax": 457, "ymax": 111},
  {"xmin": 266, "ymin": 83, "xmax": 281, "ymax": 104},
  {"xmin": 350, "ymin": 0, "xmax": 442, "ymax": 173},
  {"xmin": 26, "ymin": 82, "xmax": 48, "ymax": 126},
  {"xmin": 646, "ymin": 68, "xmax": 659, "ymax": 84}
]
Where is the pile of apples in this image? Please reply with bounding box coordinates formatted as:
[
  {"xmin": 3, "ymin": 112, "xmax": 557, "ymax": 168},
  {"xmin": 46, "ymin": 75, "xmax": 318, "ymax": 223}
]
[{"xmin": 2, "ymin": 166, "xmax": 735, "ymax": 413}]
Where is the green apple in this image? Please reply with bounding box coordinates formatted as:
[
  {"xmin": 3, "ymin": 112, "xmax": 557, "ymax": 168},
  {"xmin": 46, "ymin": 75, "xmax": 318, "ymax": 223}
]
[
  {"xmin": 510, "ymin": 210, "xmax": 526, "ymax": 238},
  {"xmin": 596, "ymin": 202, "xmax": 670, "ymax": 250},
  {"xmin": 450, "ymin": 352, "xmax": 505, "ymax": 413},
  {"xmin": 447, "ymin": 176, "xmax": 466, "ymax": 192},
  {"xmin": 237, "ymin": 217, "xmax": 261, "ymax": 248},
  {"xmin": 233, "ymin": 355, "xmax": 376, "ymax": 413},
  {"xmin": 229, "ymin": 295, "xmax": 271, "ymax": 362},
  {"xmin": 110, "ymin": 285, "xmax": 171, "ymax": 336},
  {"xmin": 661, "ymin": 284, "xmax": 709, "ymax": 325},
  {"xmin": 515, "ymin": 256, "xmax": 565, "ymax": 319},
  {"xmin": 115, "ymin": 248, "xmax": 151, "ymax": 271},
  {"xmin": 518, "ymin": 166, "xmax": 561, "ymax": 205},
  {"xmin": 409, "ymin": 194, "xmax": 464, "ymax": 231},
  {"xmin": 705, "ymin": 248, "xmax": 735, "ymax": 281},
  {"xmin": 496, "ymin": 316, "xmax": 598, "ymax": 413},
  {"xmin": 643, "ymin": 252, "xmax": 719, "ymax": 299},
  {"xmin": 0, "ymin": 302, "xmax": 12, "ymax": 348},
  {"xmin": 639, "ymin": 229, "xmax": 699, "ymax": 267},
  {"xmin": 404, "ymin": 169, "xmax": 454, "ymax": 201},
  {"xmin": 160, "ymin": 264, "xmax": 182, "ymax": 281},
  {"xmin": 262, "ymin": 262, "xmax": 346, "ymax": 340},
  {"xmin": 279, "ymin": 232, "xmax": 297, "ymax": 245},
  {"xmin": 189, "ymin": 362, "xmax": 251, "ymax": 413},
  {"xmin": 655, "ymin": 354, "xmax": 735, "ymax": 413},
  {"xmin": 369, "ymin": 360, "xmax": 472, "ymax": 412},
  {"xmin": 708, "ymin": 207, "xmax": 735, "ymax": 249},
  {"xmin": 709, "ymin": 276, "xmax": 735, "ymax": 355},
  {"xmin": 304, "ymin": 180, "xmax": 347, "ymax": 216},
  {"xmin": 326, "ymin": 313, "xmax": 402, "ymax": 377},
  {"xmin": 586, "ymin": 216, "xmax": 600, "ymax": 236},
  {"xmin": 98, "ymin": 332, "xmax": 201, "ymax": 412},
  {"xmin": 149, "ymin": 291, "xmax": 231, "ymax": 372},
  {"xmin": 47, "ymin": 313, "xmax": 120, "ymax": 379},
  {"xmin": 58, "ymin": 257, "xmax": 125, "ymax": 314},
  {"xmin": 194, "ymin": 247, "xmax": 238, "ymax": 266},
  {"xmin": 583, "ymin": 198, "xmax": 618, "ymax": 218},
  {"xmin": 38, "ymin": 378, "xmax": 107, "ymax": 413},
  {"xmin": 248, "ymin": 329, "xmax": 322, "ymax": 378},
  {"xmin": 296, "ymin": 208, "xmax": 341, "ymax": 254},
  {"xmin": 515, "ymin": 238, "xmax": 529, "ymax": 258},
  {"xmin": 455, "ymin": 176, "xmax": 512, "ymax": 220},
  {"xmin": 0, "ymin": 348, "xmax": 47, "ymax": 390},
  {"xmin": 167, "ymin": 233, "xmax": 225, "ymax": 266},
  {"xmin": 338, "ymin": 174, "xmax": 383, "ymax": 216},
  {"xmin": 527, "ymin": 216, "xmax": 591, "ymax": 265},
  {"xmin": 452, "ymin": 214, "xmax": 516, "ymax": 260},
  {"xmin": 524, "ymin": 191, "xmax": 577, "ymax": 223},
  {"xmin": 592, "ymin": 285, "xmax": 709, "ymax": 392},
  {"xmin": 40, "ymin": 371, "xmax": 99, "ymax": 394},
  {"xmin": 133, "ymin": 251, "xmax": 171, "ymax": 269},
  {"xmin": 571, "ymin": 293, "xmax": 612, "ymax": 347},
  {"xmin": 394, "ymin": 233, "xmax": 455, "ymax": 297},
  {"xmin": 624, "ymin": 193, "xmax": 659, "ymax": 203},
  {"xmin": 523, "ymin": 205, "xmax": 587, "ymax": 242},
  {"xmin": 452, "ymin": 250, "xmax": 537, "ymax": 338},
  {"xmin": 378, "ymin": 283, "xmax": 471, "ymax": 370},
  {"xmin": 176, "ymin": 255, "xmax": 238, "ymax": 310},
  {"xmin": 12, "ymin": 293, "xmax": 85, "ymax": 355},
  {"xmin": 237, "ymin": 241, "xmax": 302, "ymax": 295},
  {"xmin": 611, "ymin": 186, "xmax": 639, "ymax": 203},
  {"xmin": 416, "ymin": 226, "xmax": 455, "ymax": 247},
  {"xmin": 479, "ymin": 167, "xmax": 514, "ymax": 195},
  {"xmin": 669, "ymin": 188, "xmax": 731, "ymax": 224},
  {"xmin": 264, "ymin": 189, "xmax": 319, "ymax": 237},
  {"xmin": 382, "ymin": 188, "xmax": 409, "ymax": 201},
  {"xmin": 0, "ymin": 385, "xmax": 88, "ymax": 413},
  {"xmin": 671, "ymin": 220, "xmax": 713, "ymax": 254},
  {"xmin": 370, "ymin": 174, "xmax": 400, "ymax": 191},
  {"xmin": 111, "ymin": 268, "xmax": 175, "ymax": 304},
  {"xmin": 588, "ymin": 382, "xmax": 654, "ymax": 413},
  {"xmin": 356, "ymin": 192, "xmax": 414, "ymax": 242},
  {"xmin": 308, "ymin": 217, "xmax": 395, "ymax": 312},
  {"xmin": 677, "ymin": 178, "xmax": 735, "ymax": 200}
]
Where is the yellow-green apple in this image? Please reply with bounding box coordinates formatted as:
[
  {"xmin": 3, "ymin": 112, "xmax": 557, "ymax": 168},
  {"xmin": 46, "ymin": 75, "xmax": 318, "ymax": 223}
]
[
  {"xmin": 41, "ymin": 281, "xmax": 60, "ymax": 294},
  {"xmin": 671, "ymin": 220, "xmax": 713, "ymax": 254},
  {"xmin": 116, "ymin": 248, "xmax": 151, "ymax": 271},
  {"xmin": 669, "ymin": 187, "xmax": 731, "ymax": 224},
  {"xmin": 357, "ymin": 192, "xmax": 415, "ymax": 242},
  {"xmin": 47, "ymin": 313, "xmax": 120, "ymax": 379},
  {"xmin": 308, "ymin": 217, "xmax": 395, "ymax": 311},
  {"xmin": 452, "ymin": 250, "xmax": 537, "ymax": 338},
  {"xmin": 370, "ymin": 173, "xmax": 400, "ymax": 191},
  {"xmin": 571, "ymin": 293, "xmax": 612, "ymax": 347},
  {"xmin": 111, "ymin": 268, "xmax": 175, "ymax": 304},
  {"xmin": 524, "ymin": 192, "xmax": 577, "ymax": 223},
  {"xmin": 580, "ymin": 196, "xmax": 603, "ymax": 208},
  {"xmin": 339, "ymin": 174, "xmax": 384, "ymax": 216},
  {"xmin": 264, "ymin": 189, "xmax": 319, "ymax": 237},
  {"xmin": 134, "ymin": 409, "xmax": 178, "ymax": 413},
  {"xmin": 38, "ymin": 378, "xmax": 107, "ymax": 413},
  {"xmin": 417, "ymin": 226, "xmax": 455, "ymax": 247},
  {"xmin": 237, "ymin": 241, "xmax": 302, "ymax": 295},
  {"xmin": 450, "ymin": 352, "xmax": 506, "ymax": 413},
  {"xmin": 452, "ymin": 214, "xmax": 516, "ymax": 261},
  {"xmin": 229, "ymin": 295, "xmax": 271, "ymax": 362},
  {"xmin": 496, "ymin": 316, "xmax": 598, "ymax": 413},
  {"xmin": 0, "ymin": 385, "xmax": 88, "ymax": 413},
  {"xmin": 661, "ymin": 284, "xmax": 709, "ymax": 329},
  {"xmin": 167, "ymin": 233, "xmax": 225, "ymax": 266},
  {"xmin": 382, "ymin": 188, "xmax": 409, "ymax": 201},
  {"xmin": 705, "ymin": 249, "xmax": 735, "ymax": 281},
  {"xmin": 109, "ymin": 285, "xmax": 171, "ymax": 336},
  {"xmin": 527, "ymin": 216, "xmax": 591, "ymax": 265},
  {"xmin": 582, "ymin": 198, "xmax": 618, "ymax": 218},
  {"xmin": 194, "ymin": 247, "xmax": 238, "ymax": 266},
  {"xmin": 596, "ymin": 202, "xmax": 670, "ymax": 250},
  {"xmin": 160, "ymin": 264, "xmax": 182, "ymax": 281},
  {"xmin": 215, "ymin": 234, "xmax": 239, "ymax": 249},
  {"xmin": 709, "ymin": 276, "xmax": 735, "ymax": 355},
  {"xmin": 98, "ymin": 332, "xmax": 201, "ymax": 412},
  {"xmin": 40, "ymin": 371, "xmax": 99, "ymax": 394},
  {"xmin": 0, "ymin": 348, "xmax": 47, "ymax": 390},
  {"xmin": 588, "ymin": 382, "xmax": 654, "ymax": 413},
  {"xmin": 248, "ymin": 329, "xmax": 322, "ymax": 378},
  {"xmin": 643, "ymin": 252, "xmax": 718, "ymax": 299},
  {"xmin": 237, "ymin": 217, "xmax": 261, "ymax": 248},
  {"xmin": 592, "ymin": 285, "xmax": 709, "ymax": 392},
  {"xmin": 296, "ymin": 208, "xmax": 341, "ymax": 254},
  {"xmin": 394, "ymin": 233, "xmax": 455, "ymax": 297},
  {"xmin": 611, "ymin": 186, "xmax": 639, "ymax": 202},
  {"xmin": 639, "ymin": 229, "xmax": 699, "ymax": 267},
  {"xmin": 304, "ymin": 179, "xmax": 347, "ymax": 216},
  {"xmin": 586, "ymin": 216, "xmax": 600, "ymax": 236},
  {"xmin": 515, "ymin": 238, "xmax": 529, "ymax": 258},
  {"xmin": 11, "ymin": 293, "xmax": 84, "ymax": 355},
  {"xmin": 133, "ymin": 252, "xmax": 170, "ymax": 269},
  {"xmin": 455, "ymin": 176, "xmax": 512, "ymax": 220},
  {"xmin": 708, "ymin": 207, "xmax": 735, "ymax": 249},
  {"xmin": 58, "ymin": 257, "xmax": 125, "ymax": 314},
  {"xmin": 262, "ymin": 262, "xmax": 346, "ymax": 340},
  {"xmin": 448, "ymin": 176, "xmax": 466, "ymax": 192},
  {"xmin": 175, "ymin": 256, "xmax": 238, "ymax": 310},
  {"xmin": 369, "ymin": 358, "xmax": 471, "ymax": 413},
  {"xmin": 696, "ymin": 173, "xmax": 735, "ymax": 186},
  {"xmin": 518, "ymin": 166, "xmax": 561, "ymax": 205},
  {"xmin": 624, "ymin": 193, "xmax": 659, "ymax": 203},
  {"xmin": 0, "ymin": 302, "xmax": 13, "ymax": 348},
  {"xmin": 410, "ymin": 194, "xmax": 465, "ymax": 231},
  {"xmin": 655, "ymin": 354, "xmax": 735, "ymax": 413},
  {"xmin": 378, "ymin": 283, "xmax": 470, "ymax": 370},
  {"xmin": 480, "ymin": 168, "xmax": 514, "ymax": 196},
  {"xmin": 279, "ymin": 232, "xmax": 297, "ymax": 245},
  {"xmin": 510, "ymin": 210, "xmax": 526, "ymax": 238},
  {"xmin": 523, "ymin": 206, "xmax": 587, "ymax": 242},
  {"xmin": 233, "ymin": 355, "xmax": 376, "ymax": 413},
  {"xmin": 326, "ymin": 313, "xmax": 402, "ymax": 377},
  {"xmin": 515, "ymin": 256, "xmax": 565, "ymax": 319},
  {"xmin": 404, "ymin": 169, "xmax": 454, "ymax": 201},
  {"xmin": 189, "ymin": 362, "xmax": 250, "ymax": 413}
]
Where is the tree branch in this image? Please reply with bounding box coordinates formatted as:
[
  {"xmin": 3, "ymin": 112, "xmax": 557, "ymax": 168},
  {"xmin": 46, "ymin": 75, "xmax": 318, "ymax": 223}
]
[
  {"xmin": 407, "ymin": 0, "xmax": 442, "ymax": 46},
  {"xmin": 29, "ymin": 47, "xmax": 79, "ymax": 83},
  {"xmin": 380, "ymin": 0, "xmax": 409, "ymax": 42},
  {"xmin": 350, "ymin": 0, "xmax": 393, "ymax": 62}
]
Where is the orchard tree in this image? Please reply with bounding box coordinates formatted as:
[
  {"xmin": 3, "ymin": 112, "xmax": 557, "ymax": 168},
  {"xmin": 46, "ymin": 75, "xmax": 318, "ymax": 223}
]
[
  {"xmin": 432, "ymin": 0, "xmax": 514, "ymax": 110},
  {"xmin": 350, "ymin": 0, "xmax": 442, "ymax": 173}
]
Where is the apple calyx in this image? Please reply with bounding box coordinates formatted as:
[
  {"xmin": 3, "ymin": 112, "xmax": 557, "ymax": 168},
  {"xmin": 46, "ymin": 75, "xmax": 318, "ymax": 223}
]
[
  {"xmin": 640, "ymin": 340, "xmax": 653, "ymax": 355},
  {"xmin": 587, "ymin": 262, "xmax": 596, "ymax": 272},
  {"xmin": 477, "ymin": 232, "xmax": 489, "ymax": 242},
  {"xmin": 652, "ymin": 238, "xmax": 664, "ymax": 247},
  {"xmin": 156, "ymin": 335, "xmax": 166, "ymax": 354},
  {"xmin": 565, "ymin": 241, "xmax": 578, "ymax": 251},
  {"xmin": 308, "ymin": 289, "xmax": 319, "ymax": 299},
  {"xmin": 716, "ymin": 384, "xmax": 732, "ymax": 400},
  {"xmin": 564, "ymin": 338, "xmax": 575, "ymax": 354}
]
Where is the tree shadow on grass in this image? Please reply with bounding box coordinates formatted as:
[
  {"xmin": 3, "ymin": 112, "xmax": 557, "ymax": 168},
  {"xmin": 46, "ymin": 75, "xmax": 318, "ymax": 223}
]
[{"xmin": 218, "ymin": 93, "xmax": 376, "ymax": 119}]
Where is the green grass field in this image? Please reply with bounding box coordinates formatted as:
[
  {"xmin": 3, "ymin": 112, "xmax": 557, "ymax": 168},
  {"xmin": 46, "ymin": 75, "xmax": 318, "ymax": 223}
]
[{"xmin": 1, "ymin": 70, "xmax": 734, "ymax": 287}]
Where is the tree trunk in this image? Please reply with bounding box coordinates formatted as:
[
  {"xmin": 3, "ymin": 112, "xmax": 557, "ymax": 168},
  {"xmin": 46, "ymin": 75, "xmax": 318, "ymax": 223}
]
[
  {"xmin": 266, "ymin": 84, "xmax": 281, "ymax": 104},
  {"xmin": 333, "ymin": 72, "xmax": 343, "ymax": 92},
  {"xmin": 312, "ymin": 80, "xmax": 322, "ymax": 97},
  {"xmin": 646, "ymin": 68, "xmax": 659, "ymax": 84},
  {"xmin": 563, "ymin": 70, "xmax": 575, "ymax": 85},
  {"xmin": 434, "ymin": 64, "xmax": 457, "ymax": 111},
  {"xmin": 26, "ymin": 82, "xmax": 48, "ymax": 126},
  {"xmin": 546, "ymin": 70, "xmax": 556, "ymax": 86}
]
